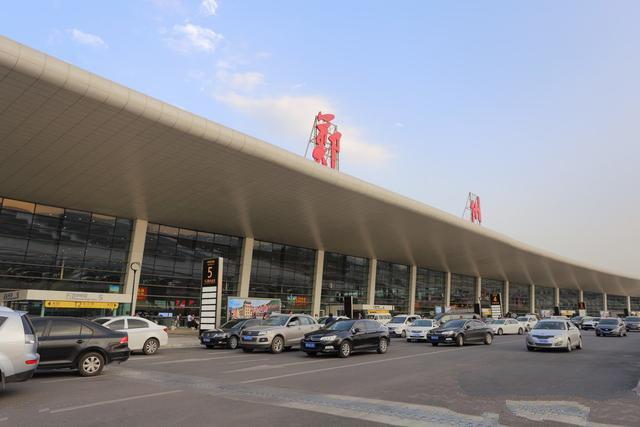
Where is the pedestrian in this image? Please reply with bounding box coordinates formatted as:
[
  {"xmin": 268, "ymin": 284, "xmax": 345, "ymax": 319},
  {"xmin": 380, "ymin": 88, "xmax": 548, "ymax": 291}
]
[
  {"xmin": 187, "ymin": 313, "xmax": 194, "ymax": 329},
  {"xmin": 327, "ymin": 312, "xmax": 335, "ymax": 325}
]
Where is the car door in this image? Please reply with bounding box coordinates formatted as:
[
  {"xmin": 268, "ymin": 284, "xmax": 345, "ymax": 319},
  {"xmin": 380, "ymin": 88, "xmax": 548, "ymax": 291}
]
[
  {"xmin": 126, "ymin": 318, "xmax": 151, "ymax": 351},
  {"xmin": 38, "ymin": 319, "xmax": 84, "ymax": 367},
  {"xmin": 365, "ymin": 320, "xmax": 382, "ymax": 348},
  {"xmin": 285, "ymin": 316, "xmax": 303, "ymax": 344},
  {"xmin": 471, "ymin": 320, "xmax": 486, "ymax": 341},
  {"xmin": 350, "ymin": 320, "xmax": 368, "ymax": 349}
]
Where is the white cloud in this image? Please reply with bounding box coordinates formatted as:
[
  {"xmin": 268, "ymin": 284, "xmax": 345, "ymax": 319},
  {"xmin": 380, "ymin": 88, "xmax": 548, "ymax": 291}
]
[
  {"xmin": 216, "ymin": 69, "xmax": 264, "ymax": 92},
  {"xmin": 200, "ymin": 0, "xmax": 218, "ymax": 16},
  {"xmin": 165, "ymin": 23, "xmax": 223, "ymax": 53},
  {"xmin": 68, "ymin": 29, "xmax": 108, "ymax": 49},
  {"xmin": 215, "ymin": 92, "xmax": 393, "ymax": 166}
]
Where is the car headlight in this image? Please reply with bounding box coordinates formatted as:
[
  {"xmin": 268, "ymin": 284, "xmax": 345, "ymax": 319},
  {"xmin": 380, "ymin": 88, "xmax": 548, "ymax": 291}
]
[
  {"xmin": 213, "ymin": 333, "xmax": 228, "ymax": 338},
  {"xmin": 258, "ymin": 331, "xmax": 269, "ymax": 336},
  {"xmin": 442, "ymin": 331, "xmax": 455, "ymax": 336},
  {"xmin": 553, "ymin": 336, "xmax": 563, "ymax": 342},
  {"xmin": 320, "ymin": 335, "xmax": 338, "ymax": 342}
]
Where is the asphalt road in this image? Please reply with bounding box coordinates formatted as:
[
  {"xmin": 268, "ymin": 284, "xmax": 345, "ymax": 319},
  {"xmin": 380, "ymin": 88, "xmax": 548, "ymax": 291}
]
[{"xmin": 1, "ymin": 330, "xmax": 639, "ymax": 426}]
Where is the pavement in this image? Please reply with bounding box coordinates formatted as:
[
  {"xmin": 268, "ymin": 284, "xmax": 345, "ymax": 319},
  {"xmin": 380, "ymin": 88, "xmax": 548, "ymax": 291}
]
[{"xmin": 1, "ymin": 330, "xmax": 639, "ymax": 426}]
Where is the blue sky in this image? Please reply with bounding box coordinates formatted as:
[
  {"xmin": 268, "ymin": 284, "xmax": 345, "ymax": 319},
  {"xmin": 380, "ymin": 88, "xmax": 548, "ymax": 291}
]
[{"xmin": 2, "ymin": 1, "xmax": 639, "ymax": 276}]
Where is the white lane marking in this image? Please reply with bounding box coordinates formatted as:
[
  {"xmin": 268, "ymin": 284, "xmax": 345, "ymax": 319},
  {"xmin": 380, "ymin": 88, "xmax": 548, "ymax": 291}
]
[
  {"xmin": 151, "ymin": 354, "xmax": 252, "ymax": 365},
  {"xmin": 38, "ymin": 408, "xmax": 50, "ymax": 413},
  {"xmin": 41, "ymin": 376, "xmax": 103, "ymax": 384},
  {"xmin": 49, "ymin": 390, "xmax": 183, "ymax": 414},
  {"xmin": 227, "ymin": 359, "xmax": 333, "ymax": 373},
  {"xmin": 0, "ymin": 417, "xmax": 7, "ymax": 422},
  {"xmin": 126, "ymin": 356, "xmax": 166, "ymax": 362},
  {"xmin": 227, "ymin": 358, "xmax": 268, "ymax": 365},
  {"xmin": 506, "ymin": 400, "xmax": 592, "ymax": 426},
  {"xmin": 241, "ymin": 338, "xmax": 521, "ymax": 384}
]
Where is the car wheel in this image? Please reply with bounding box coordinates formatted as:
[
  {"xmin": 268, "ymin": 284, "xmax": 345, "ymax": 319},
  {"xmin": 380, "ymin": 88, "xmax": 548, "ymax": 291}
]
[
  {"xmin": 401, "ymin": 330, "xmax": 406, "ymax": 338},
  {"xmin": 527, "ymin": 346, "xmax": 535, "ymax": 352},
  {"xmin": 497, "ymin": 328, "xmax": 503, "ymax": 336},
  {"xmin": 306, "ymin": 351, "xmax": 317, "ymax": 357},
  {"xmin": 227, "ymin": 335, "xmax": 239, "ymax": 350},
  {"xmin": 242, "ymin": 347, "xmax": 253, "ymax": 353},
  {"xmin": 431, "ymin": 343, "xmax": 439, "ymax": 346},
  {"xmin": 455, "ymin": 335, "xmax": 464, "ymax": 347},
  {"xmin": 339, "ymin": 341, "xmax": 352, "ymax": 358},
  {"xmin": 270, "ymin": 336, "xmax": 284, "ymax": 354},
  {"xmin": 518, "ymin": 328, "xmax": 524, "ymax": 335},
  {"xmin": 377, "ymin": 337, "xmax": 389, "ymax": 354},
  {"xmin": 596, "ymin": 331, "xmax": 601, "ymax": 336},
  {"xmin": 143, "ymin": 338, "xmax": 160, "ymax": 355},
  {"xmin": 406, "ymin": 339, "xmax": 412, "ymax": 343},
  {"xmin": 576, "ymin": 337, "xmax": 583, "ymax": 350},
  {"xmin": 206, "ymin": 344, "xmax": 215, "ymax": 349},
  {"xmin": 78, "ymin": 352, "xmax": 104, "ymax": 377},
  {"xmin": 566, "ymin": 339, "xmax": 572, "ymax": 352},
  {"xmin": 484, "ymin": 333, "xmax": 493, "ymax": 345}
]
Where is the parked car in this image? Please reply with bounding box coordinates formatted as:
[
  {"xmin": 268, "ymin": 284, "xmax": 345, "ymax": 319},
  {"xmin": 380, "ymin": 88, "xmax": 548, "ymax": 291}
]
[
  {"xmin": 570, "ymin": 316, "xmax": 583, "ymax": 328},
  {"xmin": 301, "ymin": 319, "xmax": 389, "ymax": 358},
  {"xmin": 581, "ymin": 317, "xmax": 598, "ymax": 330},
  {"xmin": 406, "ymin": 319, "xmax": 438, "ymax": 342},
  {"xmin": 595, "ymin": 318, "xmax": 627, "ymax": 337},
  {"xmin": 526, "ymin": 319, "xmax": 582, "ymax": 352},
  {"xmin": 365, "ymin": 313, "xmax": 392, "ymax": 325},
  {"xmin": 624, "ymin": 316, "xmax": 640, "ymax": 332},
  {"xmin": 200, "ymin": 318, "xmax": 263, "ymax": 349},
  {"xmin": 488, "ymin": 318, "xmax": 524, "ymax": 335},
  {"xmin": 239, "ymin": 314, "xmax": 320, "ymax": 353},
  {"xmin": 31, "ymin": 317, "xmax": 130, "ymax": 376},
  {"xmin": 427, "ymin": 319, "xmax": 494, "ymax": 347},
  {"xmin": 317, "ymin": 315, "xmax": 349, "ymax": 326},
  {"xmin": 516, "ymin": 315, "xmax": 538, "ymax": 332},
  {"xmin": 93, "ymin": 316, "xmax": 168, "ymax": 355},
  {"xmin": 386, "ymin": 314, "xmax": 421, "ymax": 338},
  {"xmin": 0, "ymin": 307, "xmax": 39, "ymax": 388},
  {"xmin": 433, "ymin": 311, "xmax": 480, "ymax": 325}
]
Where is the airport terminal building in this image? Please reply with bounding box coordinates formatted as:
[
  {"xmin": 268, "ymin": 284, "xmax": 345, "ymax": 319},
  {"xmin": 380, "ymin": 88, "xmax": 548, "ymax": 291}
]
[{"xmin": 1, "ymin": 36, "xmax": 639, "ymax": 320}]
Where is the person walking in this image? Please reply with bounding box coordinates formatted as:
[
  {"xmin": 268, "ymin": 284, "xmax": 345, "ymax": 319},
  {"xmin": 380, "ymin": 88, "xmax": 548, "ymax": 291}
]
[{"xmin": 187, "ymin": 313, "xmax": 194, "ymax": 329}]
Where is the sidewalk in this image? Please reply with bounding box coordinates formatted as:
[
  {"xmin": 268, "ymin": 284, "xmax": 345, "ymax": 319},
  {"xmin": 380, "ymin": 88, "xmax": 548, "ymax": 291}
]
[{"xmin": 165, "ymin": 328, "xmax": 201, "ymax": 349}]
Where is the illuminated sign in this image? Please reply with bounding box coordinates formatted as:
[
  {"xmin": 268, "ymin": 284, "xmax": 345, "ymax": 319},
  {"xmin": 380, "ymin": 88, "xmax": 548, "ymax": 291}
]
[
  {"xmin": 200, "ymin": 258, "xmax": 223, "ymax": 331},
  {"xmin": 307, "ymin": 112, "xmax": 342, "ymax": 170},
  {"xmin": 45, "ymin": 301, "xmax": 119, "ymax": 309},
  {"xmin": 202, "ymin": 258, "xmax": 220, "ymax": 287}
]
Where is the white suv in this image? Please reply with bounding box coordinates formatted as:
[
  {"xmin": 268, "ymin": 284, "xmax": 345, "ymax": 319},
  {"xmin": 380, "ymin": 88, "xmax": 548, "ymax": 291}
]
[
  {"xmin": 386, "ymin": 314, "xmax": 421, "ymax": 338},
  {"xmin": 0, "ymin": 307, "xmax": 39, "ymax": 389}
]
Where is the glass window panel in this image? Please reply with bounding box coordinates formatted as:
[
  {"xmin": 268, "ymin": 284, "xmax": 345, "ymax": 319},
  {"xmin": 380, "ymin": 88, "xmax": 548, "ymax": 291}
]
[
  {"xmin": 374, "ymin": 261, "xmax": 410, "ymax": 313},
  {"xmin": 509, "ymin": 283, "xmax": 530, "ymax": 314},
  {"xmin": 415, "ymin": 267, "xmax": 446, "ymax": 317},
  {"xmin": 450, "ymin": 273, "xmax": 476, "ymax": 310},
  {"xmin": 479, "ymin": 278, "xmax": 504, "ymax": 311}
]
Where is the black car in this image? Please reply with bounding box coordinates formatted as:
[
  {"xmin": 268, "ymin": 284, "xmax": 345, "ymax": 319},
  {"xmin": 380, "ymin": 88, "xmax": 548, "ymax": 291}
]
[
  {"xmin": 200, "ymin": 318, "xmax": 263, "ymax": 349},
  {"xmin": 624, "ymin": 316, "xmax": 640, "ymax": 332},
  {"xmin": 300, "ymin": 319, "xmax": 389, "ymax": 358},
  {"xmin": 31, "ymin": 317, "xmax": 130, "ymax": 376},
  {"xmin": 595, "ymin": 318, "xmax": 627, "ymax": 337},
  {"xmin": 427, "ymin": 319, "xmax": 494, "ymax": 347}
]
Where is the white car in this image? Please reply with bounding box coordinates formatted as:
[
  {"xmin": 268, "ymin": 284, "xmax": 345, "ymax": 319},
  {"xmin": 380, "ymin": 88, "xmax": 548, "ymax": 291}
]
[
  {"xmin": 526, "ymin": 319, "xmax": 583, "ymax": 352},
  {"xmin": 406, "ymin": 319, "xmax": 438, "ymax": 342},
  {"xmin": 94, "ymin": 316, "xmax": 168, "ymax": 355},
  {"xmin": 386, "ymin": 314, "xmax": 421, "ymax": 338},
  {"xmin": 516, "ymin": 315, "xmax": 538, "ymax": 332},
  {"xmin": 488, "ymin": 318, "xmax": 524, "ymax": 335},
  {"xmin": 366, "ymin": 313, "xmax": 392, "ymax": 325}
]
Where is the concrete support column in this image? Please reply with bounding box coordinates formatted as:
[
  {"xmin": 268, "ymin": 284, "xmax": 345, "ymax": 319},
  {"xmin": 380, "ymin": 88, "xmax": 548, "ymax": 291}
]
[
  {"xmin": 503, "ymin": 281, "xmax": 510, "ymax": 314},
  {"xmin": 627, "ymin": 296, "xmax": 632, "ymax": 314},
  {"xmin": 603, "ymin": 293, "xmax": 608, "ymax": 312},
  {"xmin": 237, "ymin": 237, "xmax": 254, "ymax": 298},
  {"xmin": 445, "ymin": 272, "xmax": 451, "ymax": 309},
  {"xmin": 409, "ymin": 265, "xmax": 417, "ymax": 315},
  {"xmin": 554, "ymin": 287, "xmax": 560, "ymax": 307},
  {"xmin": 124, "ymin": 219, "xmax": 148, "ymax": 315},
  {"xmin": 475, "ymin": 276, "xmax": 482, "ymax": 306},
  {"xmin": 311, "ymin": 250, "xmax": 325, "ymax": 317},
  {"xmin": 367, "ymin": 258, "xmax": 377, "ymax": 305},
  {"xmin": 530, "ymin": 284, "xmax": 536, "ymax": 314},
  {"xmin": 579, "ymin": 289, "xmax": 584, "ymax": 305}
]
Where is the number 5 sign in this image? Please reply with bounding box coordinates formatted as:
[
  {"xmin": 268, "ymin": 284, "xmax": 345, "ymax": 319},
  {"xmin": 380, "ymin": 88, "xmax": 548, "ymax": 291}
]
[{"xmin": 201, "ymin": 257, "xmax": 223, "ymax": 330}]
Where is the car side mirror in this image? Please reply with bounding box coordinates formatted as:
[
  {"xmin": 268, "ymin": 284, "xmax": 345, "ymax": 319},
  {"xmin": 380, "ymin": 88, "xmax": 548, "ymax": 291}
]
[{"xmin": 353, "ymin": 327, "xmax": 361, "ymax": 334}]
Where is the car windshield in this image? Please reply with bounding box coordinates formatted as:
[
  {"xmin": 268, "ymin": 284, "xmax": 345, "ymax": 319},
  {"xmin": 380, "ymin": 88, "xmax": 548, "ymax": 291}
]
[
  {"xmin": 533, "ymin": 321, "xmax": 565, "ymax": 330},
  {"xmin": 583, "ymin": 317, "xmax": 593, "ymax": 322},
  {"xmin": 443, "ymin": 320, "xmax": 466, "ymax": 328},
  {"xmin": 221, "ymin": 319, "xmax": 244, "ymax": 329},
  {"xmin": 389, "ymin": 316, "xmax": 407, "ymax": 324},
  {"xmin": 594, "ymin": 318, "xmax": 601, "ymax": 321},
  {"xmin": 412, "ymin": 320, "xmax": 432, "ymax": 327},
  {"xmin": 516, "ymin": 317, "xmax": 528, "ymax": 322},
  {"xmin": 492, "ymin": 320, "xmax": 506, "ymax": 324},
  {"xmin": 625, "ymin": 317, "xmax": 640, "ymax": 322},
  {"xmin": 598, "ymin": 319, "xmax": 618, "ymax": 325},
  {"xmin": 262, "ymin": 316, "xmax": 289, "ymax": 326},
  {"xmin": 93, "ymin": 318, "xmax": 110, "ymax": 325},
  {"xmin": 326, "ymin": 320, "xmax": 356, "ymax": 331}
]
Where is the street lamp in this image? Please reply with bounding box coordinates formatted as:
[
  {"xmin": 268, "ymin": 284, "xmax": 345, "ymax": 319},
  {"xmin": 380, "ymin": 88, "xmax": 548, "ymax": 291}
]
[{"xmin": 129, "ymin": 262, "xmax": 141, "ymax": 316}]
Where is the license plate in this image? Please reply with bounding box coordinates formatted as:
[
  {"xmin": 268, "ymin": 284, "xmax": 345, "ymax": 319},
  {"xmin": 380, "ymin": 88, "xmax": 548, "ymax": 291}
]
[
  {"xmin": 242, "ymin": 336, "xmax": 253, "ymax": 341},
  {"xmin": 430, "ymin": 336, "xmax": 439, "ymax": 341},
  {"xmin": 203, "ymin": 338, "xmax": 211, "ymax": 343},
  {"xmin": 305, "ymin": 343, "xmax": 316, "ymax": 349}
]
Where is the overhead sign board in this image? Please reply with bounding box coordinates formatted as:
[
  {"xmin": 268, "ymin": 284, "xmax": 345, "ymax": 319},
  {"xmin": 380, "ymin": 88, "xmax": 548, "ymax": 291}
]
[
  {"xmin": 490, "ymin": 293, "xmax": 502, "ymax": 318},
  {"xmin": 45, "ymin": 301, "xmax": 119, "ymax": 309},
  {"xmin": 228, "ymin": 298, "xmax": 281, "ymax": 320},
  {"xmin": 200, "ymin": 258, "xmax": 223, "ymax": 331}
]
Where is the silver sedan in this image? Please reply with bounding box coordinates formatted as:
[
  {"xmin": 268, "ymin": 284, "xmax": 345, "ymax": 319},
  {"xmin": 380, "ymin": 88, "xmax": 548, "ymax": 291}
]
[{"xmin": 526, "ymin": 319, "xmax": 583, "ymax": 352}]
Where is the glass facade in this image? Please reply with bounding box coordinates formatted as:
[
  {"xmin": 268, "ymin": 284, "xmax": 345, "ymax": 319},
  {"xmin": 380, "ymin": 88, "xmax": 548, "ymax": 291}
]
[
  {"xmin": 320, "ymin": 252, "xmax": 369, "ymax": 316},
  {"xmin": 139, "ymin": 223, "xmax": 242, "ymax": 318},
  {"xmin": 450, "ymin": 273, "xmax": 476, "ymax": 309},
  {"xmin": 374, "ymin": 261, "xmax": 410, "ymax": 313},
  {"xmin": 480, "ymin": 278, "xmax": 504, "ymax": 310},
  {"xmin": 414, "ymin": 268, "xmax": 446, "ymax": 317},
  {"xmin": 535, "ymin": 285, "xmax": 555, "ymax": 313},
  {"xmin": 509, "ymin": 283, "xmax": 530, "ymax": 314},
  {"xmin": 249, "ymin": 240, "xmax": 315, "ymax": 313},
  {"xmin": 559, "ymin": 288, "xmax": 579, "ymax": 312},
  {"xmin": 583, "ymin": 291, "xmax": 604, "ymax": 316},
  {"xmin": 0, "ymin": 197, "xmax": 132, "ymax": 296},
  {"xmin": 631, "ymin": 297, "xmax": 640, "ymax": 313},
  {"xmin": 607, "ymin": 294, "xmax": 627, "ymax": 315}
]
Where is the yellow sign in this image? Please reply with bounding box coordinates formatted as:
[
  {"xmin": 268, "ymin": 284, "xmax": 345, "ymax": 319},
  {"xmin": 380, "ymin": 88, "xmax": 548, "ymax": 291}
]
[
  {"xmin": 45, "ymin": 301, "xmax": 119, "ymax": 309},
  {"xmin": 368, "ymin": 309, "xmax": 390, "ymax": 314}
]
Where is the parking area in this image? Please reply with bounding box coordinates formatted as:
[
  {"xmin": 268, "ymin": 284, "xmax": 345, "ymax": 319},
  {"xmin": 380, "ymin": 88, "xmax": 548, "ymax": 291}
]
[{"xmin": 2, "ymin": 330, "xmax": 639, "ymax": 426}]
